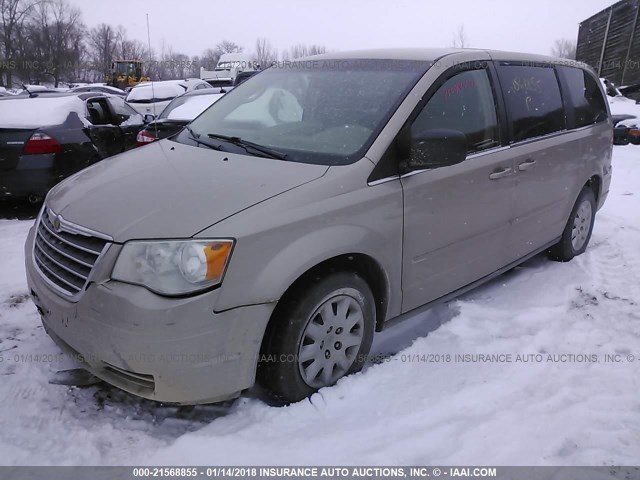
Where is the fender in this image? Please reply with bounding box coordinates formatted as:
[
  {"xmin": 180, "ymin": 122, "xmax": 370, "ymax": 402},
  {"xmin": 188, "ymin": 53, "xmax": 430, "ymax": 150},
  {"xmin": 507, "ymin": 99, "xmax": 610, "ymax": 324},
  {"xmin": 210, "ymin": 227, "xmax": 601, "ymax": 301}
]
[{"xmin": 214, "ymin": 224, "xmax": 401, "ymax": 318}]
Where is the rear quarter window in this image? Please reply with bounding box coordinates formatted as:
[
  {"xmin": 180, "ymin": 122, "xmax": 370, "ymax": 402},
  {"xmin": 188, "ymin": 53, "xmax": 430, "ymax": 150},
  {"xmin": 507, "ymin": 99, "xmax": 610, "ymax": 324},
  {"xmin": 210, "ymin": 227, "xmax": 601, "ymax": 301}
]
[
  {"xmin": 497, "ymin": 64, "xmax": 565, "ymax": 142},
  {"xmin": 557, "ymin": 67, "xmax": 609, "ymax": 128}
]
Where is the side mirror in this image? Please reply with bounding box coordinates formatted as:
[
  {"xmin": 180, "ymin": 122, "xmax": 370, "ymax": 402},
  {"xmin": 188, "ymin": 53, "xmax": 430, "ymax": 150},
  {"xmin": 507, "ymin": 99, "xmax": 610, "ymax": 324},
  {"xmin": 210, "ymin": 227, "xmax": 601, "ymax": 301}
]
[
  {"xmin": 143, "ymin": 114, "xmax": 155, "ymax": 124},
  {"xmin": 400, "ymin": 128, "xmax": 467, "ymax": 173}
]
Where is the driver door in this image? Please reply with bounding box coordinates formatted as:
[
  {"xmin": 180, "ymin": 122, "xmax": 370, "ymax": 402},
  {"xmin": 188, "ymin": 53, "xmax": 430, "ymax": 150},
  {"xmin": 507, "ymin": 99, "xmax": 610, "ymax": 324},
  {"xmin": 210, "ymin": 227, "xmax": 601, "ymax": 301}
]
[
  {"xmin": 401, "ymin": 67, "xmax": 516, "ymax": 312},
  {"xmin": 85, "ymin": 97, "xmax": 124, "ymax": 158},
  {"xmin": 106, "ymin": 96, "xmax": 145, "ymax": 150}
]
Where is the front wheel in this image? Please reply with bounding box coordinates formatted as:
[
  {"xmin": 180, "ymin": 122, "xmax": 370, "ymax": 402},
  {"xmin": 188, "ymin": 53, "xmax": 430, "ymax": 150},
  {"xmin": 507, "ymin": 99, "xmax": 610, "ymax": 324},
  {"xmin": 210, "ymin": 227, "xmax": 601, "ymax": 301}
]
[
  {"xmin": 257, "ymin": 272, "xmax": 376, "ymax": 404},
  {"xmin": 548, "ymin": 186, "xmax": 596, "ymax": 262}
]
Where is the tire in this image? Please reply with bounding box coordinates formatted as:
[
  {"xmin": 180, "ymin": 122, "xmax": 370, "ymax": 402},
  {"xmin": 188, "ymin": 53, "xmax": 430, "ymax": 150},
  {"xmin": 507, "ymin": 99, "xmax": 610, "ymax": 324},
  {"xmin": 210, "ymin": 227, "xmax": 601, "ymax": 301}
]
[
  {"xmin": 257, "ymin": 272, "xmax": 376, "ymax": 404},
  {"xmin": 548, "ymin": 186, "xmax": 596, "ymax": 262}
]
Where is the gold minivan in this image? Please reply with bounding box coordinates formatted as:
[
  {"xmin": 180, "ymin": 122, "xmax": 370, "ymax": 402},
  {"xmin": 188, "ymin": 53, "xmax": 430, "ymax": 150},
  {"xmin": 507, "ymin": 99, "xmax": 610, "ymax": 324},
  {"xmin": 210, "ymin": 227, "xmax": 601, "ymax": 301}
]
[{"xmin": 26, "ymin": 49, "xmax": 613, "ymax": 404}]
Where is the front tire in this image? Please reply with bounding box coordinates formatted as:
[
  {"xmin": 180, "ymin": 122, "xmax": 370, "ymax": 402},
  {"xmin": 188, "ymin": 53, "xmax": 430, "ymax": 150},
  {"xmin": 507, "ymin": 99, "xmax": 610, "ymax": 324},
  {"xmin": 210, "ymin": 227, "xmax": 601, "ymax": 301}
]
[
  {"xmin": 257, "ymin": 272, "xmax": 375, "ymax": 404},
  {"xmin": 548, "ymin": 186, "xmax": 596, "ymax": 262}
]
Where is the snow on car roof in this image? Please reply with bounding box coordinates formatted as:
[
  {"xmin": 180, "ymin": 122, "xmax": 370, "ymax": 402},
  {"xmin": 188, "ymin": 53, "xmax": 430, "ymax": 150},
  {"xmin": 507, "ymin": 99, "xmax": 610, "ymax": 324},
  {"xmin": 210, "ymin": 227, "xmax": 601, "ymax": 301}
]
[
  {"xmin": 0, "ymin": 95, "xmax": 88, "ymax": 128},
  {"xmin": 126, "ymin": 82, "xmax": 186, "ymax": 101}
]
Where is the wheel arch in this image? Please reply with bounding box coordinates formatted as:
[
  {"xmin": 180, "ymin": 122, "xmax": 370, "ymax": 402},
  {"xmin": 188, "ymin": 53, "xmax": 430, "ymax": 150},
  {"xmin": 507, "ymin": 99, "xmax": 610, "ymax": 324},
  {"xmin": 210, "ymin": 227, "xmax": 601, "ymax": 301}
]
[
  {"xmin": 586, "ymin": 174, "xmax": 601, "ymax": 204},
  {"xmin": 259, "ymin": 252, "xmax": 390, "ymax": 360}
]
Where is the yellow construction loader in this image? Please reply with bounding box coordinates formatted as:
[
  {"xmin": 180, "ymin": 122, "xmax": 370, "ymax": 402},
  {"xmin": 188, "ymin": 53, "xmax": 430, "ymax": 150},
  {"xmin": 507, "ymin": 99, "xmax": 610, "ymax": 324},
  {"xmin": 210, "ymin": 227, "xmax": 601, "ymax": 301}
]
[{"xmin": 108, "ymin": 60, "xmax": 150, "ymax": 90}]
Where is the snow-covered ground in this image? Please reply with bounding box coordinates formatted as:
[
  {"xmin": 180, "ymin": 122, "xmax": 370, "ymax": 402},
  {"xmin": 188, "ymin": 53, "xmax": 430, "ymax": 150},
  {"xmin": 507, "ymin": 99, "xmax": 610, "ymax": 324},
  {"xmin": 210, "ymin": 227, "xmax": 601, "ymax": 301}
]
[{"xmin": 0, "ymin": 146, "xmax": 639, "ymax": 466}]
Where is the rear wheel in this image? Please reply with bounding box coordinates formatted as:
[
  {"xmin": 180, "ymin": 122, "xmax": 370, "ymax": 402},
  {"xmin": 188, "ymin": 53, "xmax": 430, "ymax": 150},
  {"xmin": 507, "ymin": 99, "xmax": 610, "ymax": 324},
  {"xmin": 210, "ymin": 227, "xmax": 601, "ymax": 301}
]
[
  {"xmin": 257, "ymin": 272, "xmax": 375, "ymax": 404},
  {"xmin": 548, "ymin": 186, "xmax": 596, "ymax": 262}
]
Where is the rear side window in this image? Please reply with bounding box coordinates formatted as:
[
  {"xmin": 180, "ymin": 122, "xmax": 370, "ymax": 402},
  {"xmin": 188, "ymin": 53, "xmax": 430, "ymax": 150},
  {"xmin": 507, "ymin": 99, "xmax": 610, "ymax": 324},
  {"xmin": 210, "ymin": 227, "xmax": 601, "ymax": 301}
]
[
  {"xmin": 497, "ymin": 65, "xmax": 564, "ymax": 142},
  {"xmin": 411, "ymin": 69, "xmax": 500, "ymax": 153},
  {"xmin": 557, "ymin": 67, "xmax": 608, "ymax": 128}
]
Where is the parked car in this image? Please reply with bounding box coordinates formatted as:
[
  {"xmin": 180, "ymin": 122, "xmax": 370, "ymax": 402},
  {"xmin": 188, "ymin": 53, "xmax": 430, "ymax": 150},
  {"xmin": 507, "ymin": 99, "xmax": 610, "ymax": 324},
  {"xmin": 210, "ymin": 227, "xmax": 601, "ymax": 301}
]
[
  {"xmin": 70, "ymin": 84, "xmax": 127, "ymax": 96},
  {"xmin": 136, "ymin": 88, "xmax": 230, "ymax": 145},
  {"xmin": 26, "ymin": 49, "xmax": 612, "ymax": 405},
  {"xmin": 612, "ymin": 114, "xmax": 636, "ymax": 145},
  {"xmin": 234, "ymin": 70, "xmax": 260, "ymax": 86},
  {"xmin": 599, "ymin": 79, "xmax": 639, "ymax": 145},
  {"xmin": 125, "ymin": 78, "xmax": 212, "ymax": 115},
  {"xmin": 1, "ymin": 92, "xmax": 148, "ymax": 202}
]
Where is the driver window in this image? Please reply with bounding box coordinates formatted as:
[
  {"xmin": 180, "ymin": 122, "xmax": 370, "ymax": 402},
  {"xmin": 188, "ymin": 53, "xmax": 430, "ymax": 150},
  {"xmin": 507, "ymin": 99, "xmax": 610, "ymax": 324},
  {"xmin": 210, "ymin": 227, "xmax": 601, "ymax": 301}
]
[{"xmin": 411, "ymin": 69, "xmax": 500, "ymax": 154}]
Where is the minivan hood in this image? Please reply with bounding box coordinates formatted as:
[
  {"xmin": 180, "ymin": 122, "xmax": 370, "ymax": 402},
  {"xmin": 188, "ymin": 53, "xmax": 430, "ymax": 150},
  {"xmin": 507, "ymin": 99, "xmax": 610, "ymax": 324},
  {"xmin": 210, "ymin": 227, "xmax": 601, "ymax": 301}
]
[{"xmin": 47, "ymin": 140, "xmax": 328, "ymax": 242}]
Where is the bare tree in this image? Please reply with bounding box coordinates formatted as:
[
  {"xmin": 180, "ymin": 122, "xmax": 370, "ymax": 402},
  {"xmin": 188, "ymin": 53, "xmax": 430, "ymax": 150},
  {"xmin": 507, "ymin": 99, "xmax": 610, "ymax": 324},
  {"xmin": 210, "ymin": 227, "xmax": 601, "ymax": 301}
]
[
  {"xmin": 551, "ymin": 38, "xmax": 576, "ymax": 59},
  {"xmin": 289, "ymin": 43, "xmax": 326, "ymax": 59},
  {"xmin": 87, "ymin": 23, "xmax": 116, "ymax": 80},
  {"xmin": 30, "ymin": 0, "xmax": 85, "ymax": 86},
  {"xmin": 254, "ymin": 37, "xmax": 277, "ymax": 69},
  {"xmin": 215, "ymin": 40, "xmax": 243, "ymax": 55},
  {"xmin": 187, "ymin": 54, "xmax": 200, "ymax": 77},
  {"xmin": 200, "ymin": 47, "xmax": 219, "ymax": 69},
  {"xmin": 451, "ymin": 24, "xmax": 468, "ymax": 48},
  {"xmin": 0, "ymin": 0, "xmax": 37, "ymax": 87}
]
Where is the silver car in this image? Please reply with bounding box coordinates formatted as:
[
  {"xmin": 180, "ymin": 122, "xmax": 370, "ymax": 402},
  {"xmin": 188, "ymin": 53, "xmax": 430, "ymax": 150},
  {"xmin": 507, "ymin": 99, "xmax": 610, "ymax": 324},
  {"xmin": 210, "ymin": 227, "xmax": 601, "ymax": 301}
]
[{"xmin": 25, "ymin": 49, "xmax": 613, "ymax": 404}]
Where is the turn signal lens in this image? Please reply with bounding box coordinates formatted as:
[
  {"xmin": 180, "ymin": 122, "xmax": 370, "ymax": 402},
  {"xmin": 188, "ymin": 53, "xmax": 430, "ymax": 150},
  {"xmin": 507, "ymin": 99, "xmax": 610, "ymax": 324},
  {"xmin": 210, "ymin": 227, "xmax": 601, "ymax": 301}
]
[{"xmin": 204, "ymin": 242, "xmax": 232, "ymax": 280}]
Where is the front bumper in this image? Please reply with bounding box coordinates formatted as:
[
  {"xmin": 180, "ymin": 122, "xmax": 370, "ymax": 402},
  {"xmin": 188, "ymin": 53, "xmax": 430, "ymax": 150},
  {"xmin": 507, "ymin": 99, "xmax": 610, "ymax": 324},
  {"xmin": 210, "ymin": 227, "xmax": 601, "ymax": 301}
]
[{"xmin": 25, "ymin": 227, "xmax": 274, "ymax": 404}]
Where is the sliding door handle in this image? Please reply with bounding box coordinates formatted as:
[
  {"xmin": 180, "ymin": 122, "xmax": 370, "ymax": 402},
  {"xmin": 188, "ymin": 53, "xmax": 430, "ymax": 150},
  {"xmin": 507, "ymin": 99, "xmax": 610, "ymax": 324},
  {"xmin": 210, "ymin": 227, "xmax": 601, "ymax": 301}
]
[
  {"xmin": 518, "ymin": 159, "xmax": 537, "ymax": 171},
  {"xmin": 489, "ymin": 167, "xmax": 513, "ymax": 180}
]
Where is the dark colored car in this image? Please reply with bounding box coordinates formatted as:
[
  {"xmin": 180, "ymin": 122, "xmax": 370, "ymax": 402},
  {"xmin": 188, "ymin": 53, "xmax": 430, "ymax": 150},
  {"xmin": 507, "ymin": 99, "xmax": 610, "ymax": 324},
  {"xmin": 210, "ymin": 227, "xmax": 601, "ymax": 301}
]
[
  {"xmin": 611, "ymin": 114, "xmax": 639, "ymax": 145},
  {"xmin": 234, "ymin": 70, "xmax": 260, "ymax": 86},
  {"xmin": 612, "ymin": 115, "xmax": 634, "ymax": 145},
  {"xmin": 136, "ymin": 88, "xmax": 229, "ymax": 146},
  {"xmin": 0, "ymin": 92, "xmax": 148, "ymax": 202}
]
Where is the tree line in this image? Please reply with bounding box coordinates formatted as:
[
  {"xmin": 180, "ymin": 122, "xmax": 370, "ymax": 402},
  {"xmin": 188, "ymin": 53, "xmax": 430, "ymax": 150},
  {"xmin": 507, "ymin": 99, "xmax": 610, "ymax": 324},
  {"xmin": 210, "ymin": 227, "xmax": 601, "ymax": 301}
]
[{"xmin": 0, "ymin": 0, "xmax": 327, "ymax": 88}]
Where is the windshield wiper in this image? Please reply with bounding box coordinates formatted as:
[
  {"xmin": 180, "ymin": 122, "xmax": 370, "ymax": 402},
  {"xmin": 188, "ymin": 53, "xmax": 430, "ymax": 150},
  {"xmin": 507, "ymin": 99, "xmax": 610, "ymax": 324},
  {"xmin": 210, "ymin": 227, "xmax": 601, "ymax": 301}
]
[
  {"xmin": 186, "ymin": 126, "xmax": 225, "ymax": 151},
  {"xmin": 206, "ymin": 133, "xmax": 288, "ymax": 160}
]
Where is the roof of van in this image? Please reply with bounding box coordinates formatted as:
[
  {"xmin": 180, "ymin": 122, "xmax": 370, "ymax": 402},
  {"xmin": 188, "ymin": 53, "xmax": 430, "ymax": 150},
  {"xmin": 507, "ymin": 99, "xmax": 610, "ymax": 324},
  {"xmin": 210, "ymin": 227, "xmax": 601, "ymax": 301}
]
[{"xmin": 297, "ymin": 48, "xmax": 590, "ymax": 68}]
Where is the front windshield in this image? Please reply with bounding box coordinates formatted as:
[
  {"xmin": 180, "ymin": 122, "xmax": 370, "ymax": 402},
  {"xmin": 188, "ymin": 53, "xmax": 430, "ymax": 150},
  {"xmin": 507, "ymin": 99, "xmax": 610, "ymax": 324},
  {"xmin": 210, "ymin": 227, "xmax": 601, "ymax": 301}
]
[{"xmin": 181, "ymin": 59, "xmax": 430, "ymax": 165}]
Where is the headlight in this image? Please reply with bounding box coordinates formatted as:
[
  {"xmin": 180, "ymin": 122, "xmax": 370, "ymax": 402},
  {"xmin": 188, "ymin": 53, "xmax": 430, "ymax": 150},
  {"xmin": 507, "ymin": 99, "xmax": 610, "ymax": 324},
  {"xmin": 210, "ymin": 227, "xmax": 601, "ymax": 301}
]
[{"xmin": 112, "ymin": 239, "xmax": 234, "ymax": 295}]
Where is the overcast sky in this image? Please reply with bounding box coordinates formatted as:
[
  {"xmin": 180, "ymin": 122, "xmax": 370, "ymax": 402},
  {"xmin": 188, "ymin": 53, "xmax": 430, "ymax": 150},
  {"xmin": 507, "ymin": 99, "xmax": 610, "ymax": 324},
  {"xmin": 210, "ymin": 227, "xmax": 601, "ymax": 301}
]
[{"xmin": 73, "ymin": 0, "xmax": 616, "ymax": 58}]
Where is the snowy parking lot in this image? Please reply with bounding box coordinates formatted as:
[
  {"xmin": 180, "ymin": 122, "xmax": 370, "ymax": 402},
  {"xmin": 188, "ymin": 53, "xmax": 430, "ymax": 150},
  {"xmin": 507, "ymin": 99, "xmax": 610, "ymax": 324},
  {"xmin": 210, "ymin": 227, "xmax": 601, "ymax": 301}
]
[{"xmin": 0, "ymin": 146, "xmax": 639, "ymax": 466}]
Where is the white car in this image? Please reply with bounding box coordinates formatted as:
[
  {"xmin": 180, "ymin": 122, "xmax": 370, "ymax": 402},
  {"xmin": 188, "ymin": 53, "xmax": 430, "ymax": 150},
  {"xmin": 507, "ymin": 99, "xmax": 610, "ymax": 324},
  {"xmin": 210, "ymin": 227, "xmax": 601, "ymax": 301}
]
[{"xmin": 125, "ymin": 78, "xmax": 212, "ymax": 115}]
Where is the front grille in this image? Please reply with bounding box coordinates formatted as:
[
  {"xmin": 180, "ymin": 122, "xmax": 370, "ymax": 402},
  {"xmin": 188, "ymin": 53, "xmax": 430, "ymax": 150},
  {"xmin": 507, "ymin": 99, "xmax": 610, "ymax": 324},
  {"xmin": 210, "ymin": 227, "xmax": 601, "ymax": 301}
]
[{"xmin": 33, "ymin": 207, "xmax": 110, "ymax": 297}]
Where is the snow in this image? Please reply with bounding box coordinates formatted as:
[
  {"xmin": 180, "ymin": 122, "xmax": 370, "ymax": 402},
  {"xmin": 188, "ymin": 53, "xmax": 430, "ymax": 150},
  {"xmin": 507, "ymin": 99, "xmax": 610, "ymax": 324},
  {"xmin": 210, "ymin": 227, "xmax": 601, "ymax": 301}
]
[
  {"xmin": 126, "ymin": 83, "xmax": 186, "ymax": 102},
  {"xmin": 0, "ymin": 96, "xmax": 88, "ymax": 128},
  {"xmin": 1, "ymin": 147, "xmax": 640, "ymax": 466},
  {"xmin": 70, "ymin": 85, "xmax": 126, "ymax": 95},
  {"xmin": 161, "ymin": 94, "xmax": 225, "ymax": 120},
  {"xmin": 608, "ymin": 95, "xmax": 640, "ymax": 126}
]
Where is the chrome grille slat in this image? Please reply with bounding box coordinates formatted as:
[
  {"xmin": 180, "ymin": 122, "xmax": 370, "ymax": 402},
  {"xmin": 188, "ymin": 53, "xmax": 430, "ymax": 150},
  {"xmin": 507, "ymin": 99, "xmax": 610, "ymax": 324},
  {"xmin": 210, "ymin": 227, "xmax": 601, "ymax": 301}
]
[
  {"xmin": 34, "ymin": 238, "xmax": 89, "ymax": 280},
  {"xmin": 40, "ymin": 215, "xmax": 103, "ymax": 255},
  {"xmin": 33, "ymin": 206, "xmax": 111, "ymax": 298},
  {"xmin": 34, "ymin": 249, "xmax": 83, "ymax": 293},
  {"xmin": 39, "ymin": 226, "xmax": 99, "ymax": 267},
  {"xmin": 36, "ymin": 230, "xmax": 94, "ymax": 268}
]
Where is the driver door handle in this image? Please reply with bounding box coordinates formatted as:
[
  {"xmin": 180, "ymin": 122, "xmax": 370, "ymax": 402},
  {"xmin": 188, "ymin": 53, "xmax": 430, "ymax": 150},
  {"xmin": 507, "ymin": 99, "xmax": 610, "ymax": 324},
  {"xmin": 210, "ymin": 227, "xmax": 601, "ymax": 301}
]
[
  {"xmin": 518, "ymin": 159, "xmax": 537, "ymax": 171},
  {"xmin": 489, "ymin": 167, "xmax": 513, "ymax": 180}
]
